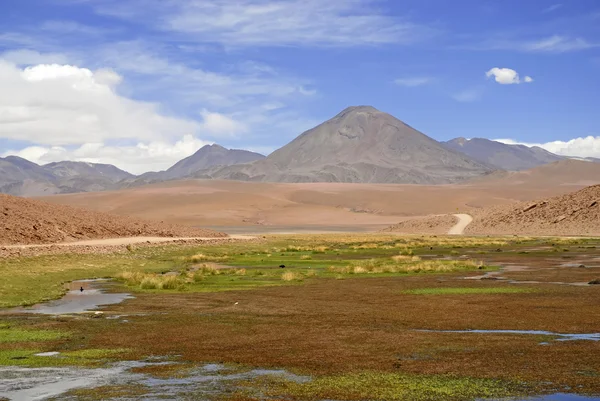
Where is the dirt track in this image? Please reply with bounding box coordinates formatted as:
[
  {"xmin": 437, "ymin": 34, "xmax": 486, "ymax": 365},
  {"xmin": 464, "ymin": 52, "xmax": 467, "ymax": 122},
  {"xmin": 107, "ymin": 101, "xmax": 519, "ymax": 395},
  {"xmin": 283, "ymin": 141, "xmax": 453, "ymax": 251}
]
[
  {"xmin": 37, "ymin": 160, "xmax": 600, "ymax": 230},
  {"xmin": 4, "ymin": 235, "xmax": 255, "ymax": 249},
  {"xmin": 447, "ymin": 214, "xmax": 473, "ymax": 235}
]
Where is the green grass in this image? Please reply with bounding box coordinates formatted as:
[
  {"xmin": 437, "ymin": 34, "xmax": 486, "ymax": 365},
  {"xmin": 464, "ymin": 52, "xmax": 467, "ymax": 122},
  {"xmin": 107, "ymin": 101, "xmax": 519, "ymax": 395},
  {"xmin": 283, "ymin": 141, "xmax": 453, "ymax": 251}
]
[
  {"xmin": 403, "ymin": 287, "xmax": 537, "ymax": 295},
  {"xmin": 1, "ymin": 234, "xmax": 593, "ymax": 308},
  {"xmin": 0, "ymin": 326, "xmax": 69, "ymax": 343},
  {"xmin": 237, "ymin": 371, "xmax": 523, "ymax": 401},
  {"xmin": 0, "ymin": 348, "xmax": 128, "ymax": 367}
]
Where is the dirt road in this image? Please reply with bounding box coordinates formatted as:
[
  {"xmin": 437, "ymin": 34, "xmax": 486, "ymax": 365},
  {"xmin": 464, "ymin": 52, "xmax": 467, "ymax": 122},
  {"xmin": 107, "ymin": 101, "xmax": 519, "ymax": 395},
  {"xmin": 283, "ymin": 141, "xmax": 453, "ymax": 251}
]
[
  {"xmin": 4, "ymin": 235, "xmax": 255, "ymax": 249},
  {"xmin": 447, "ymin": 214, "xmax": 473, "ymax": 235}
]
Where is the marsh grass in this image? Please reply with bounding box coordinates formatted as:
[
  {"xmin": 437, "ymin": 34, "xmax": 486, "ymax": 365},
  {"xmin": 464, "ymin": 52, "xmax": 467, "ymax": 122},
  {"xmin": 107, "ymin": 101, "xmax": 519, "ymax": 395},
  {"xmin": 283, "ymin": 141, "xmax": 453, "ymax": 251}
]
[
  {"xmin": 1, "ymin": 233, "xmax": 592, "ymax": 308},
  {"xmin": 117, "ymin": 271, "xmax": 186, "ymax": 290},
  {"xmin": 0, "ymin": 326, "xmax": 69, "ymax": 343},
  {"xmin": 329, "ymin": 257, "xmax": 484, "ymax": 275},
  {"xmin": 238, "ymin": 372, "xmax": 520, "ymax": 401},
  {"xmin": 188, "ymin": 253, "xmax": 230, "ymax": 263},
  {"xmin": 0, "ymin": 348, "xmax": 128, "ymax": 367},
  {"xmin": 403, "ymin": 287, "xmax": 537, "ymax": 295},
  {"xmin": 282, "ymin": 272, "xmax": 304, "ymax": 282}
]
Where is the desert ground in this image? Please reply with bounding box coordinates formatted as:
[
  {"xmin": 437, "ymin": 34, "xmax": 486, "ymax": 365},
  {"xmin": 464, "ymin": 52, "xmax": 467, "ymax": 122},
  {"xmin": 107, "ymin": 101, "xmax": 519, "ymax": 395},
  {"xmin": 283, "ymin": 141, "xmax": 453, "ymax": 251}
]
[
  {"xmin": 36, "ymin": 160, "xmax": 600, "ymax": 235},
  {"xmin": 1, "ymin": 234, "xmax": 600, "ymax": 400},
  {"xmin": 2, "ymin": 161, "xmax": 600, "ymax": 401}
]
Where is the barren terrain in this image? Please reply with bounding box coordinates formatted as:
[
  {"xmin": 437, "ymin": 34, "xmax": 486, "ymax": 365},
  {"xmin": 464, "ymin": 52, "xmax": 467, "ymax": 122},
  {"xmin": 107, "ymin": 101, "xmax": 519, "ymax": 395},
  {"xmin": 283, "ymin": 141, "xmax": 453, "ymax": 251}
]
[
  {"xmin": 0, "ymin": 193, "xmax": 226, "ymax": 246},
  {"xmin": 36, "ymin": 160, "xmax": 600, "ymax": 236}
]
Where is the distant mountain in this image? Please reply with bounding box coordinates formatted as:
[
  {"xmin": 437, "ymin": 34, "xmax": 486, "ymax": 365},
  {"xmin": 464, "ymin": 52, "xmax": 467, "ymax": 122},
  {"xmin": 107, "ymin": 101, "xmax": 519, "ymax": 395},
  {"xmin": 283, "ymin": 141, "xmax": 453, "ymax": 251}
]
[
  {"xmin": 208, "ymin": 106, "xmax": 494, "ymax": 184},
  {"xmin": 0, "ymin": 158, "xmax": 133, "ymax": 197},
  {"xmin": 163, "ymin": 144, "xmax": 265, "ymax": 180},
  {"xmin": 118, "ymin": 145, "xmax": 266, "ymax": 188},
  {"xmin": 443, "ymin": 137, "xmax": 563, "ymax": 171},
  {"xmin": 0, "ymin": 156, "xmax": 59, "ymax": 196},
  {"xmin": 44, "ymin": 161, "xmax": 133, "ymax": 182}
]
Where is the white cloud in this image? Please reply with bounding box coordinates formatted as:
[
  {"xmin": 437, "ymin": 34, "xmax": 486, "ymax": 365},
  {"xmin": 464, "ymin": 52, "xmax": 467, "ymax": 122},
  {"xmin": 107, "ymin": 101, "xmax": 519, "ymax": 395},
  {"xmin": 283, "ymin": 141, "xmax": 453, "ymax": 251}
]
[
  {"xmin": 394, "ymin": 77, "xmax": 433, "ymax": 87},
  {"xmin": 542, "ymin": 4, "xmax": 562, "ymax": 13},
  {"xmin": 0, "ymin": 49, "xmax": 69, "ymax": 66},
  {"xmin": 0, "ymin": 59, "xmax": 228, "ymax": 173},
  {"xmin": 463, "ymin": 35, "xmax": 598, "ymax": 54},
  {"xmin": 0, "ymin": 60, "xmax": 200, "ymax": 146},
  {"xmin": 495, "ymin": 136, "xmax": 600, "ymax": 159},
  {"xmin": 486, "ymin": 67, "xmax": 533, "ymax": 85},
  {"xmin": 87, "ymin": 0, "xmax": 435, "ymax": 47},
  {"xmin": 198, "ymin": 109, "xmax": 247, "ymax": 138},
  {"xmin": 522, "ymin": 35, "xmax": 598, "ymax": 53},
  {"xmin": 453, "ymin": 87, "xmax": 483, "ymax": 102},
  {"xmin": 2, "ymin": 135, "xmax": 213, "ymax": 174}
]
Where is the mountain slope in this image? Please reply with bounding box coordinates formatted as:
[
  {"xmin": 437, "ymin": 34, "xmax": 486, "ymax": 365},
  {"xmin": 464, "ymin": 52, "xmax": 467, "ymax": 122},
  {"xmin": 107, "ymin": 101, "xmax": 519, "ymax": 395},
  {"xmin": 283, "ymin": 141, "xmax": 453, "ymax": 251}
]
[
  {"xmin": 45, "ymin": 161, "xmax": 134, "ymax": 182},
  {"xmin": 164, "ymin": 144, "xmax": 265, "ymax": 179},
  {"xmin": 117, "ymin": 144, "xmax": 266, "ymax": 188},
  {"xmin": 0, "ymin": 158, "xmax": 134, "ymax": 196},
  {"xmin": 466, "ymin": 184, "xmax": 600, "ymax": 235},
  {"xmin": 0, "ymin": 193, "xmax": 226, "ymax": 245},
  {"xmin": 0, "ymin": 156, "xmax": 59, "ymax": 196},
  {"xmin": 443, "ymin": 137, "xmax": 563, "ymax": 171},
  {"xmin": 210, "ymin": 106, "xmax": 494, "ymax": 184}
]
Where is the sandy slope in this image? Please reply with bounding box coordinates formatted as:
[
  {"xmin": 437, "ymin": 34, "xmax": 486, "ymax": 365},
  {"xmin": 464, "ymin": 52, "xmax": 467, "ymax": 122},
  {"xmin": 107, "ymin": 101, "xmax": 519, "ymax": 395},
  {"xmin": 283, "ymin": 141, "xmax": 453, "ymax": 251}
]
[
  {"xmin": 35, "ymin": 160, "xmax": 600, "ymax": 235},
  {"xmin": 447, "ymin": 214, "xmax": 473, "ymax": 235},
  {"xmin": 0, "ymin": 193, "xmax": 226, "ymax": 245}
]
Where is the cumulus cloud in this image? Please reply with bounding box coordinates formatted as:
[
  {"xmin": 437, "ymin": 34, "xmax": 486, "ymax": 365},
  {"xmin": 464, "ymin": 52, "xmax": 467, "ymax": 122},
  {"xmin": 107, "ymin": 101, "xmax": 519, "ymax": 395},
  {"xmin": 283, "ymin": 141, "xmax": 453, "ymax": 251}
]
[
  {"xmin": 0, "ymin": 59, "xmax": 241, "ymax": 172},
  {"xmin": 2, "ymin": 135, "xmax": 213, "ymax": 174},
  {"xmin": 394, "ymin": 77, "xmax": 433, "ymax": 87},
  {"xmin": 198, "ymin": 109, "xmax": 247, "ymax": 138},
  {"xmin": 486, "ymin": 67, "xmax": 533, "ymax": 85},
  {"xmin": 0, "ymin": 61, "xmax": 201, "ymax": 146},
  {"xmin": 0, "ymin": 49, "xmax": 70, "ymax": 66},
  {"xmin": 495, "ymin": 136, "xmax": 600, "ymax": 159}
]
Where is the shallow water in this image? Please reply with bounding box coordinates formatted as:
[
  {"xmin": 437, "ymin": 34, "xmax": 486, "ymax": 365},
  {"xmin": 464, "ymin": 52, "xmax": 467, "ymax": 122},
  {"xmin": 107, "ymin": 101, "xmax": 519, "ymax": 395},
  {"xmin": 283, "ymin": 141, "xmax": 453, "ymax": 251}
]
[
  {"xmin": 507, "ymin": 395, "xmax": 600, "ymax": 401},
  {"xmin": 417, "ymin": 329, "xmax": 600, "ymax": 342},
  {"xmin": 0, "ymin": 362, "xmax": 309, "ymax": 400},
  {"xmin": 10, "ymin": 279, "xmax": 133, "ymax": 315}
]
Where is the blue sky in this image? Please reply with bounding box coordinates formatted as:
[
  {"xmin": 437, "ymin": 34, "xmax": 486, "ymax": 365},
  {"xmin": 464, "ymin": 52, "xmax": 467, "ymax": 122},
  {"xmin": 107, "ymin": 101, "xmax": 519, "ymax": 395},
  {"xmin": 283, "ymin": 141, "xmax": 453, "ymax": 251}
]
[{"xmin": 0, "ymin": 0, "xmax": 599, "ymax": 173}]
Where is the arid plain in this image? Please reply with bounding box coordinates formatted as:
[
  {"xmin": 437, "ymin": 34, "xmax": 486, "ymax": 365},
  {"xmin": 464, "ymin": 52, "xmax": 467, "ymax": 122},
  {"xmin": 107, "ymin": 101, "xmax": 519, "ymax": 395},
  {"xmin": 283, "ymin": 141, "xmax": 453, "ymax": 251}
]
[
  {"xmin": 37, "ymin": 159, "xmax": 600, "ymax": 235},
  {"xmin": 2, "ymin": 159, "xmax": 600, "ymax": 401}
]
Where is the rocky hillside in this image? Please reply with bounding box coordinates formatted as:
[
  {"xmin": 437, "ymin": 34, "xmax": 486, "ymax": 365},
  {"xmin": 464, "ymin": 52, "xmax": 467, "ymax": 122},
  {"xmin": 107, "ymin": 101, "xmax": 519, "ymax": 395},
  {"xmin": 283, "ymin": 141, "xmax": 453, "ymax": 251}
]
[
  {"xmin": 0, "ymin": 193, "xmax": 226, "ymax": 245},
  {"xmin": 0, "ymin": 157, "xmax": 134, "ymax": 197},
  {"xmin": 210, "ymin": 106, "xmax": 494, "ymax": 184},
  {"xmin": 443, "ymin": 138, "xmax": 563, "ymax": 171},
  {"xmin": 466, "ymin": 185, "xmax": 600, "ymax": 236}
]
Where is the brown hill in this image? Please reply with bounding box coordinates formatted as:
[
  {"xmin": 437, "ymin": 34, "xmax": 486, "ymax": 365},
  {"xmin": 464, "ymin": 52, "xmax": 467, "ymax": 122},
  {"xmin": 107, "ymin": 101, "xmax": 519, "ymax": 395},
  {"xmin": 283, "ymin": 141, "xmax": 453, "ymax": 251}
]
[
  {"xmin": 210, "ymin": 106, "xmax": 494, "ymax": 184},
  {"xmin": 465, "ymin": 159, "xmax": 600, "ymax": 189},
  {"xmin": 0, "ymin": 193, "xmax": 226, "ymax": 245},
  {"xmin": 466, "ymin": 185, "xmax": 600, "ymax": 236}
]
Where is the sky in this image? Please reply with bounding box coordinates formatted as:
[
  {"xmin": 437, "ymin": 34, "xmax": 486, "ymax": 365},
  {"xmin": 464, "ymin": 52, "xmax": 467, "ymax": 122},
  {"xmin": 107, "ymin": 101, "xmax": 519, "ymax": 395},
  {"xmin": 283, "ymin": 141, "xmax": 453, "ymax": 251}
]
[{"xmin": 0, "ymin": 0, "xmax": 599, "ymax": 174}]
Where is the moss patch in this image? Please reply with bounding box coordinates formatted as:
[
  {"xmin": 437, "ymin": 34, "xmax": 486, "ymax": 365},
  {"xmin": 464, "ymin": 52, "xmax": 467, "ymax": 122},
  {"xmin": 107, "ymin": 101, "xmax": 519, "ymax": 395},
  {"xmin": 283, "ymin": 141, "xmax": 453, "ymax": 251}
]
[
  {"xmin": 237, "ymin": 371, "xmax": 523, "ymax": 401},
  {"xmin": 403, "ymin": 287, "xmax": 537, "ymax": 295},
  {"xmin": 0, "ymin": 348, "xmax": 128, "ymax": 367}
]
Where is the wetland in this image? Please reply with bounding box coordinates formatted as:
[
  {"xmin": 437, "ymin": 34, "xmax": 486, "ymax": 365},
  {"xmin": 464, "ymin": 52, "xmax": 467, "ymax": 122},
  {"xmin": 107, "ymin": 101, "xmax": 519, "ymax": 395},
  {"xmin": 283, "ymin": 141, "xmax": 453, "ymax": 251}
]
[{"xmin": 1, "ymin": 234, "xmax": 599, "ymax": 400}]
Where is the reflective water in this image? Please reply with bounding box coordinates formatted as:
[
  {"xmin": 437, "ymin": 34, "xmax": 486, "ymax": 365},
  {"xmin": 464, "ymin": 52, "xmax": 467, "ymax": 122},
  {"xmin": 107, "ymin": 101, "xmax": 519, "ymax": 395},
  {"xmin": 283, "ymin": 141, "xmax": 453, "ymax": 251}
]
[
  {"xmin": 417, "ymin": 329, "xmax": 600, "ymax": 342},
  {"xmin": 0, "ymin": 362, "xmax": 309, "ymax": 401},
  {"xmin": 10, "ymin": 279, "xmax": 133, "ymax": 315}
]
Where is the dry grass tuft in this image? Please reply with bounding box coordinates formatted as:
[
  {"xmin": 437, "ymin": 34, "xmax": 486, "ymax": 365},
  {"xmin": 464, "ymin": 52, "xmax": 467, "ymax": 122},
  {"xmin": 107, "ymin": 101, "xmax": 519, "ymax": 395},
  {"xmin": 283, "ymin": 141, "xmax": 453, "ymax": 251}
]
[
  {"xmin": 188, "ymin": 253, "xmax": 229, "ymax": 263},
  {"xmin": 281, "ymin": 271, "xmax": 304, "ymax": 282},
  {"xmin": 329, "ymin": 258, "xmax": 483, "ymax": 275},
  {"xmin": 118, "ymin": 271, "xmax": 185, "ymax": 290}
]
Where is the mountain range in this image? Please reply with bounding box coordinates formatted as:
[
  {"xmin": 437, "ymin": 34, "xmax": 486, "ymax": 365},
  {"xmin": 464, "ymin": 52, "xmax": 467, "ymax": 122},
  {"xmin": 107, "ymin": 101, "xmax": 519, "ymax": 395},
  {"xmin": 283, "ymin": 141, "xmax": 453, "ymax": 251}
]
[{"xmin": 1, "ymin": 106, "xmax": 595, "ymax": 196}]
